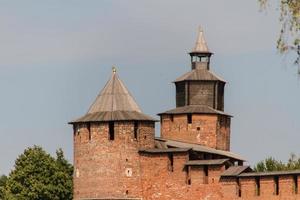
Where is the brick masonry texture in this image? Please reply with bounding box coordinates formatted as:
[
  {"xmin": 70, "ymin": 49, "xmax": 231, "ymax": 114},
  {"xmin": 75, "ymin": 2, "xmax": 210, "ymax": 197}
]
[
  {"xmin": 221, "ymin": 175, "xmax": 300, "ymax": 200},
  {"xmin": 160, "ymin": 114, "xmax": 230, "ymax": 151}
]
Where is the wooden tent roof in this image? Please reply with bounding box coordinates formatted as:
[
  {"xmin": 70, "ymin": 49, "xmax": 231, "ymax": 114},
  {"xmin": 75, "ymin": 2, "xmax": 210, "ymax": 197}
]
[
  {"xmin": 70, "ymin": 69, "xmax": 156, "ymax": 123},
  {"xmin": 88, "ymin": 70, "xmax": 141, "ymax": 113}
]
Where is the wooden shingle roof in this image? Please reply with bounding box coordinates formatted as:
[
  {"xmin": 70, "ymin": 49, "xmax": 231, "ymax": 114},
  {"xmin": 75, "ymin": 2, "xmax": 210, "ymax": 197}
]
[
  {"xmin": 239, "ymin": 170, "xmax": 300, "ymax": 177},
  {"xmin": 139, "ymin": 148, "xmax": 191, "ymax": 154},
  {"xmin": 71, "ymin": 111, "xmax": 157, "ymax": 123},
  {"xmin": 174, "ymin": 69, "xmax": 226, "ymax": 83},
  {"xmin": 154, "ymin": 138, "xmax": 245, "ymax": 161},
  {"xmin": 221, "ymin": 166, "xmax": 252, "ymax": 177},
  {"xmin": 70, "ymin": 70, "xmax": 156, "ymax": 123},
  {"xmin": 88, "ymin": 71, "xmax": 141, "ymax": 113},
  {"xmin": 158, "ymin": 105, "xmax": 231, "ymax": 116},
  {"xmin": 185, "ymin": 159, "xmax": 230, "ymax": 166}
]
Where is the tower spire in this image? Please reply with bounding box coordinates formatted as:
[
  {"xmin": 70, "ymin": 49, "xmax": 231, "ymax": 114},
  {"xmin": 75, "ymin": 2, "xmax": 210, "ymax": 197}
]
[
  {"xmin": 189, "ymin": 27, "xmax": 213, "ymax": 70},
  {"xmin": 192, "ymin": 26, "xmax": 209, "ymax": 53}
]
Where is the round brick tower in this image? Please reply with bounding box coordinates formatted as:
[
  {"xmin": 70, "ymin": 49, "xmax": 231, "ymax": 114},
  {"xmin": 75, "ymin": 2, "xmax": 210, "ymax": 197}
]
[{"xmin": 69, "ymin": 68, "xmax": 156, "ymax": 200}]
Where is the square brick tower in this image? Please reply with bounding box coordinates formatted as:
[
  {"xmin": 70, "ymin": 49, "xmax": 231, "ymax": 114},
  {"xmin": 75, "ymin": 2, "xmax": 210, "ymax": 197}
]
[
  {"xmin": 159, "ymin": 28, "xmax": 231, "ymax": 151},
  {"xmin": 69, "ymin": 68, "xmax": 156, "ymax": 200}
]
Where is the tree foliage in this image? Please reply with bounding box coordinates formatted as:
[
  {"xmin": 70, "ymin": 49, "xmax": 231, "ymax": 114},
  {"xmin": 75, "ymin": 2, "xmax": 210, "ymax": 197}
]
[
  {"xmin": 254, "ymin": 153, "xmax": 300, "ymax": 172},
  {"xmin": 3, "ymin": 146, "xmax": 73, "ymax": 200},
  {"xmin": 259, "ymin": 0, "xmax": 300, "ymax": 70},
  {"xmin": 0, "ymin": 175, "xmax": 7, "ymax": 200}
]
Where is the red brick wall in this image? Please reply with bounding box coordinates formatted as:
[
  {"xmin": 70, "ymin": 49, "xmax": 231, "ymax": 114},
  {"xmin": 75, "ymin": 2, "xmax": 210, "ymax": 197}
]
[
  {"xmin": 221, "ymin": 176, "xmax": 300, "ymax": 200},
  {"xmin": 220, "ymin": 177, "xmax": 239, "ymax": 199},
  {"xmin": 216, "ymin": 115, "xmax": 231, "ymax": 151},
  {"xmin": 161, "ymin": 114, "xmax": 230, "ymax": 150},
  {"xmin": 73, "ymin": 121, "xmax": 155, "ymax": 200},
  {"xmin": 240, "ymin": 177, "xmax": 257, "ymax": 198},
  {"xmin": 279, "ymin": 176, "xmax": 295, "ymax": 197},
  {"xmin": 190, "ymin": 166, "xmax": 206, "ymax": 184},
  {"xmin": 140, "ymin": 152, "xmax": 191, "ymax": 200},
  {"xmin": 209, "ymin": 165, "xmax": 225, "ymax": 184},
  {"xmin": 260, "ymin": 176, "xmax": 276, "ymax": 197},
  {"xmin": 139, "ymin": 153, "xmax": 226, "ymax": 200}
]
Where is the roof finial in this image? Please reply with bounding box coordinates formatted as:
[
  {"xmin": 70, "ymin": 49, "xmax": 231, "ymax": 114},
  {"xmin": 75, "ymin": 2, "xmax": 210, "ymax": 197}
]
[
  {"xmin": 198, "ymin": 26, "xmax": 202, "ymax": 34},
  {"xmin": 192, "ymin": 26, "xmax": 209, "ymax": 53},
  {"xmin": 112, "ymin": 66, "xmax": 117, "ymax": 74}
]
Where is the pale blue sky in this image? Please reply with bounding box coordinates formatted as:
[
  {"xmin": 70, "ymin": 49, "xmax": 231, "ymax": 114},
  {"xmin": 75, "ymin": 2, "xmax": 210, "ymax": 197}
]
[{"xmin": 0, "ymin": 0, "xmax": 299, "ymax": 175}]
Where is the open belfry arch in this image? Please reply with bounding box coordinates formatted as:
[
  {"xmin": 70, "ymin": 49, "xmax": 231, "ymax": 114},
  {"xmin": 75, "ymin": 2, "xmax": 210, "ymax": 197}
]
[{"xmin": 70, "ymin": 28, "xmax": 300, "ymax": 200}]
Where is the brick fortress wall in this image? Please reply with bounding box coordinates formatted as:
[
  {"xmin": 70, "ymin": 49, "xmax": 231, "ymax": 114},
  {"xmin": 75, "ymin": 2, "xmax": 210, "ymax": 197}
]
[
  {"xmin": 221, "ymin": 175, "xmax": 300, "ymax": 200},
  {"xmin": 139, "ymin": 154, "xmax": 300, "ymax": 200}
]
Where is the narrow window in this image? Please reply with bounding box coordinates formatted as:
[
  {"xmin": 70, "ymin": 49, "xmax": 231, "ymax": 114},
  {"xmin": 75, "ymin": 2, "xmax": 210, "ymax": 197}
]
[
  {"xmin": 255, "ymin": 177, "xmax": 260, "ymax": 196},
  {"xmin": 186, "ymin": 166, "xmax": 191, "ymax": 185},
  {"xmin": 87, "ymin": 123, "xmax": 91, "ymax": 141},
  {"xmin": 73, "ymin": 125, "xmax": 76, "ymax": 137},
  {"xmin": 204, "ymin": 165, "xmax": 209, "ymax": 184},
  {"xmin": 168, "ymin": 153, "xmax": 174, "ymax": 172},
  {"xmin": 274, "ymin": 176, "xmax": 279, "ymax": 195},
  {"xmin": 187, "ymin": 114, "xmax": 192, "ymax": 124},
  {"xmin": 294, "ymin": 176, "xmax": 298, "ymax": 194},
  {"xmin": 134, "ymin": 121, "xmax": 138, "ymax": 140},
  {"xmin": 170, "ymin": 115, "xmax": 174, "ymax": 122},
  {"xmin": 221, "ymin": 116, "xmax": 225, "ymax": 126},
  {"xmin": 109, "ymin": 122, "xmax": 114, "ymax": 140},
  {"xmin": 226, "ymin": 117, "xmax": 230, "ymax": 128},
  {"xmin": 237, "ymin": 178, "xmax": 241, "ymax": 197}
]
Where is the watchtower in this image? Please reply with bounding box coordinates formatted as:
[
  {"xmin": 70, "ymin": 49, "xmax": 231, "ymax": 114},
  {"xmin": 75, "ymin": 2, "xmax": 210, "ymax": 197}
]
[
  {"xmin": 70, "ymin": 68, "xmax": 156, "ymax": 200},
  {"xmin": 159, "ymin": 28, "xmax": 231, "ymax": 151}
]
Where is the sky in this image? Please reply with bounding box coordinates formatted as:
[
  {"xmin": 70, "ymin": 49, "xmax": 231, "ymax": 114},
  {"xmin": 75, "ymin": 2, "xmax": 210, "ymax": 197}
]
[{"xmin": 0, "ymin": 0, "xmax": 299, "ymax": 175}]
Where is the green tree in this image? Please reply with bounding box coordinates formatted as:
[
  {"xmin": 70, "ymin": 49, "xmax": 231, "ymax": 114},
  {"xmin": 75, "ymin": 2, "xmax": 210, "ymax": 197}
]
[
  {"xmin": 254, "ymin": 154, "xmax": 300, "ymax": 172},
  {"xmin": 259, "ymin": 0, "xmax": 300, "ymax": 71},
  {"xmin": 0, "ymin": 175, "xmax": 7, "ymax": 200},
  {"xmin": 3, "ymin": 146, "xmax": 73, "ymax": 200},
  {"xmin": 286, "ymin": 153, "xmax": 300, "ymax": 170},
  {"xmin": 53, "ymin": 148, "xmax": 73, "ymax": 200}
]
